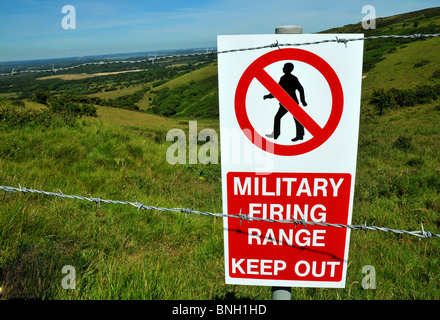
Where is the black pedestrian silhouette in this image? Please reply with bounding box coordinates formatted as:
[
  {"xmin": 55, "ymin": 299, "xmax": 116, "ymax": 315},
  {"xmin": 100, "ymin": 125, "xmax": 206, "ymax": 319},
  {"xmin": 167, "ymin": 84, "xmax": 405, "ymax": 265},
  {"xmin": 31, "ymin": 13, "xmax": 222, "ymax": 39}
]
[{"xmin": 264, "ymin": 62, "xmax": 307, "ymax": 141}]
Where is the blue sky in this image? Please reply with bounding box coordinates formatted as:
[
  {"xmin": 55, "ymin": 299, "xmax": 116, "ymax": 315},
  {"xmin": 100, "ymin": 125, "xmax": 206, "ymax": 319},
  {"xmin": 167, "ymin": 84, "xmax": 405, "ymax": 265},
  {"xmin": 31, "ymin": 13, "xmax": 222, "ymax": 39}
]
[{"xmin": 0, "ymin": 0, "xmax": 438, "ymax": 61}]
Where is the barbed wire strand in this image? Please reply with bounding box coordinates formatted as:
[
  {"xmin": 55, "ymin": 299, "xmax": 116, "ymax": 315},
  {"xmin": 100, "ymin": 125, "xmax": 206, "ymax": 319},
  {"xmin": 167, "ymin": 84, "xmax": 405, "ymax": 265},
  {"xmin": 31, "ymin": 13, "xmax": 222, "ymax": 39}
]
[
  {"xmin": 1, "ymin": 33, "xmax": 439, "ymax": 77},
  {"xmin": 1, "ymin": 185, "xmax": 439, "ymax": 239}
]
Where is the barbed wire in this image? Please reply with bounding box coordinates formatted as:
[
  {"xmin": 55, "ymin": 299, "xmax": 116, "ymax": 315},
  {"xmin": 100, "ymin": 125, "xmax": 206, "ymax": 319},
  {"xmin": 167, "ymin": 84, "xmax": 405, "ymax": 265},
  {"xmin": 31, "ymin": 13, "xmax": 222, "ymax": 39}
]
[
  {"xmin": 1, "ymin": 33, "xmax": 439, "ymax": 77},
  {"xmin": 1, "ymin": 185, "xmax": 439, "ymax": 239}
]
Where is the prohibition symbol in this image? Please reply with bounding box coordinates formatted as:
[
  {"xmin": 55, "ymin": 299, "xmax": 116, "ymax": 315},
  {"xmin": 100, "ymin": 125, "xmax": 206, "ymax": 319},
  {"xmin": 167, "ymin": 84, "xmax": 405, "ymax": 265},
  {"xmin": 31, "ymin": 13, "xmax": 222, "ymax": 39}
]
[{"xmin": 234, "ymin": 48, "xmax": 344, "ymax": 156}]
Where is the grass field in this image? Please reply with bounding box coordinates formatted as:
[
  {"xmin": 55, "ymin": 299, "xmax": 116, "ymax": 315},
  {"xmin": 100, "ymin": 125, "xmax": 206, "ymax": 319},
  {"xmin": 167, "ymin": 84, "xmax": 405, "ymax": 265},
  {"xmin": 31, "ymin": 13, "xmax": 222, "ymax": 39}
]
[
  {"xmin": 36, "ymin": 69, "xmax": 147, "ymax": 81},
  {"xmin": 139, "ymin": 63, "xmax": 218, "ymax": 111},
  {"xmin": 362, "ymin": 36, "xmax": 440, "ymax": 97},
  {"xmin": 1, "ymin": 8, "xmax": 440, "ymax": 300}
]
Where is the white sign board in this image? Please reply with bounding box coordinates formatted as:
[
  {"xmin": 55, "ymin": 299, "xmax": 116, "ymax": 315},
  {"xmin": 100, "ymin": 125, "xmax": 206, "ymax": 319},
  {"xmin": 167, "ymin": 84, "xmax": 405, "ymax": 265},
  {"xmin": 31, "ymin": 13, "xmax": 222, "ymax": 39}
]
[{"xmin": 217, "ymin": 34, "xmax": 363, "ymax": 288}]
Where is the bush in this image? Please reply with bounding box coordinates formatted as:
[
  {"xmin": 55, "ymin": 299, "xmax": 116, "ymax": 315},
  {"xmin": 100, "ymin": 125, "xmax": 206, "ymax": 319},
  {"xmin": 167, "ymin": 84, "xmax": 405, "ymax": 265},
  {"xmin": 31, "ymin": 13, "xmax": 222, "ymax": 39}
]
[
  {"xmin": 386, "ymin": 47, "xmax": 397, "ymax": 54},
  {"xmin": 370, "ymin": 84, "xmax": 440, "ymax": 114},
  {"xmin": 406, "ymin": 157, "xmax": 424, "ymax": 168},
  {"xmin": 0, "ymin": 107, "xmax": 52, "ymax": 128},
  {"xmin": 388, "ymin": 86, "xmax": 437, "ymax": 107},
  {"xmin": 392, "ymin": 136, "xmax": 412, "ymax": 151},
  {"xmin": 369, "ymin": 88, "xmax": 396, "ymax": 115},
  {"xmin": 0, "ymin": 95, "xmax": 98, "ymax": 129},
  {"xmin": 432, "ymin": 69, "xmax": 440, "ymax": 79},
  {"xmin": 32, "ymin": 91, "xmax": 50, "ymax": 105},
  {"xmin": 413, "ymin": 85, "xmax": 437, "ymax": 105},
  {"xmin": 11, "ymin": 100, "xmax": 25, "ymax": 108},
  {"xmin": 49, "ymin": 96, "xmax": 98, "ymax": 118},
  {"xmin": 413, "ymin": 60, "xmax": 430, "ymax": 68},
  {"xmin": 388, "ymin": 88, "xmax": 413, "ymax": 107}
]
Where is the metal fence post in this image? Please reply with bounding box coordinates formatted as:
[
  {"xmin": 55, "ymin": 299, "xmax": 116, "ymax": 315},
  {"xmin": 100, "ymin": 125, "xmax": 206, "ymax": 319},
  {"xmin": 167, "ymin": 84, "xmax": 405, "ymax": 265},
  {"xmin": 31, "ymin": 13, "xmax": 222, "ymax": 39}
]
[
  {"xmin": 275, "ymin": 25, "xmax": 302, "ymax": 34},
  {"xmin": 271, "ymin": 24, "xmax": 302, "ymax": 301}
]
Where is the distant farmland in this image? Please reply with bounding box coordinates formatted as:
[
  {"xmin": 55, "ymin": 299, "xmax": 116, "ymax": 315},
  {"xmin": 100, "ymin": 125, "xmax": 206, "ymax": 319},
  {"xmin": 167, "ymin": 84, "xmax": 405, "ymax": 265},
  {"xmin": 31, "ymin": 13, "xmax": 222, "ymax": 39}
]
[{"xmin": 36, "ymin": 69, "xmax": 146, "ymax": 81}]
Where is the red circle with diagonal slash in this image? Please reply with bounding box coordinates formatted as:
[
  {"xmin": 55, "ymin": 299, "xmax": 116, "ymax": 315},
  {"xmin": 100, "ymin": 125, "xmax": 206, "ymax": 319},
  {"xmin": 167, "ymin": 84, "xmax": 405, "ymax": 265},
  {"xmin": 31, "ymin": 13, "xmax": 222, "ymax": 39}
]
[{"xmin": 235, "ymin": 48, "xmax": 344, "ymax": 156}]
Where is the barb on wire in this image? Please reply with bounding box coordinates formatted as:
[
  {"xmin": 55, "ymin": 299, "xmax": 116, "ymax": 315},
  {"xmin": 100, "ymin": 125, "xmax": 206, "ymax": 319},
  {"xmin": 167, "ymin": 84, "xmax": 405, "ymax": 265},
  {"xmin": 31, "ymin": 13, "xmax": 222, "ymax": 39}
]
[
  {"xmin": 1, "ymin": 185, "xmax": 439, "ymax": 239},
  {"xmin": 270, "ymin": 40, "xmax": 281, "ymax": 51},
  {"xmin": 1, "ymin": 33, "xmax": 439, "ymax": 77},
  {"xmin": 335, "ymin": 36, "xmax": 349, "ymax": 48}
]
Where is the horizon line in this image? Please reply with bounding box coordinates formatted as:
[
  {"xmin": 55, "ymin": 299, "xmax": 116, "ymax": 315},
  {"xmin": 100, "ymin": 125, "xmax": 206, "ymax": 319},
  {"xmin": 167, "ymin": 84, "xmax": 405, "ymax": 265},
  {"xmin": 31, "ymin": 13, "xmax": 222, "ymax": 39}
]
[{"xmin": 0, "ymin": 46, "xmax": 218, "ymax": 65}]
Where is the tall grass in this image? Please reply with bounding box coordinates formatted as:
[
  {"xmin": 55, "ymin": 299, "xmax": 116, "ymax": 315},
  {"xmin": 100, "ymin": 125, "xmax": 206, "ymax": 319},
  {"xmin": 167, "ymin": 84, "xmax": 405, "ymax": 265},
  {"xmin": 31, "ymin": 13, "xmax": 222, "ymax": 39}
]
[{"xmin": 0, "ymin": 109, "xmax": 268, "ymax": 299}]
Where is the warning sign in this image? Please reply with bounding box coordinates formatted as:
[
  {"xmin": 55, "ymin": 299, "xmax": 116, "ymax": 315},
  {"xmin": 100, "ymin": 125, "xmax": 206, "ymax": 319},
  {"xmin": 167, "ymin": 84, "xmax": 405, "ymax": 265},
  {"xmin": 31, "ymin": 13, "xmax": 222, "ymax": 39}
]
[
  {"xmin": 227, "ymin": 172, "xmax": 351, "ymax": 285},
  {"xmin": 217, "ymin": 34, "xmax": 364, "ymax": 288},
  {"xmin": 235, "ymin": 48, "xmax": 344, "ymax": 156}
]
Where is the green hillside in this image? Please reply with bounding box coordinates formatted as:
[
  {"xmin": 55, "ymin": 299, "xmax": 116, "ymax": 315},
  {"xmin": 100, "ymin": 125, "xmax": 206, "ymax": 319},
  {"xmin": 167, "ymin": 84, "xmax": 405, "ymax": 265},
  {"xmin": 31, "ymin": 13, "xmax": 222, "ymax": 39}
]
[
  {"xmin": 1, "ymin": 7, "xmax": 440, "ymax": 300},
  {"xmin": 146, "ymin": 63, "xmax": 219, "ymax": 118},
  {"xmin": 361, "ymin": 37, "xmax": 440, "ymax": 96},
  {"xmin": 323, "ymin": 7, "xmax": 440, "ymax": 72}
]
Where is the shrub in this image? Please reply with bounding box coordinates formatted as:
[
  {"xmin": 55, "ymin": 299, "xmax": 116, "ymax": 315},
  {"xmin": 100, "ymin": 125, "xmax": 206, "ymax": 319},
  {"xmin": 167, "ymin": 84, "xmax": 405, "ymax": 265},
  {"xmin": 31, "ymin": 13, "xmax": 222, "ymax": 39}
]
[
  {"xmin": 11, "ymin": 100, "xmax": 25, "ymax": 108},
  {"xmin": 0, "ymin": 107, "xmax": 52, "ymax": 128},
  {"xmin": 432, "ymin": 69, "xmax": 440, "ymax": 79},
  {"xmin": 413, "ymin": 85, "xmax": 437, "ymax": 105},
  {"xmin": 32, "ymin": 91, "xmax": 50, "ymax": 105},
  {"xmin": 413, "ymin": 60, "xmax": 430, "ymax": 68},
  {"xmin": 386, "ymin": 47, "xmax": 397, "ymax": 54},
  {"xmin": 392, "ymin": 136, "xmax": 412, "ymax": 151},
  {"xmin": 49, "ymin": 96, "xmax": 97, "ymax": 118},
  {"xmin": 388, "ymin": 88, "xmax": 413, "ymax": 107},
  {"xmin": 369, "ymin": 88, "xmax": 395, "ymax": 115},
  {"xmin": 0, "ymin": 95, "xmax": 98, "ymax": 129},
  {"xmin": 370, "ymin": 84, "xmax": 440, "ymax": 114},
  {"xmin": 406, "ymin": 157, "xmax": 424, "ymax": 168}
]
